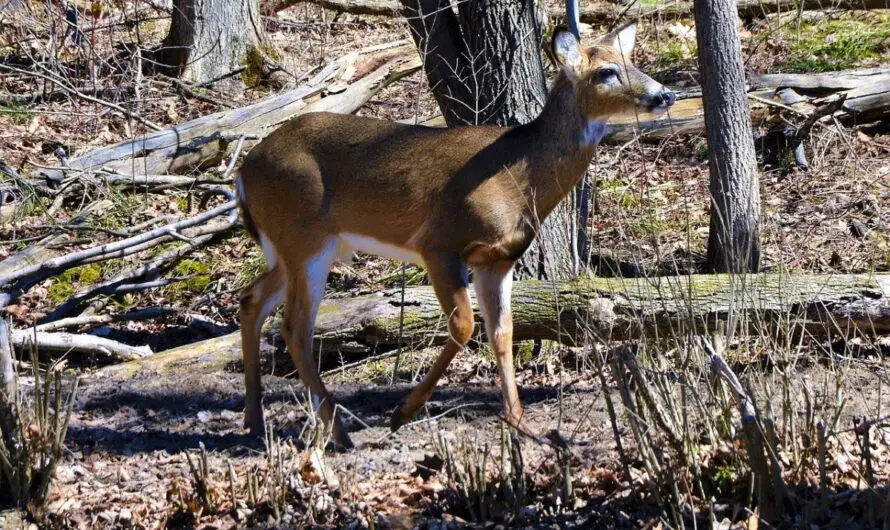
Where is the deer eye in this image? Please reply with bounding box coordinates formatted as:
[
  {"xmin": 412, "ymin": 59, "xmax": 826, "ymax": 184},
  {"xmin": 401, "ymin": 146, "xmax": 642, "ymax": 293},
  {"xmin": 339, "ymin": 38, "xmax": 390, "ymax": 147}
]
[{"xmin": 597, "ymin": 66, "xmax": 620, "ymax": 83}]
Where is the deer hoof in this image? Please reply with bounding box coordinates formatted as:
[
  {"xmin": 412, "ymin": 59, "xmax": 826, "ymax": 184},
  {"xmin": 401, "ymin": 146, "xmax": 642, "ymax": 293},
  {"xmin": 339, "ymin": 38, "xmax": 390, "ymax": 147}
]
[
  {"xmin": 390, "ymin": 406, "xmax": 409, "ymax": 432},
  {"xmin": 332, "ymin": 434, "xmax": 356, "ymax": 453},
  {"xmin": 244, "ymin": 410, "xmax": 265, "ymax": 437}
]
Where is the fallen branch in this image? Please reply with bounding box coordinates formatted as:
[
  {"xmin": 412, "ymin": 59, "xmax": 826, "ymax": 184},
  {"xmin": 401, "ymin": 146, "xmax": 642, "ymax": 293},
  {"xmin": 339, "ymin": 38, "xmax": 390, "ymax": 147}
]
[
  {"xmin": 35, "ymin": 42, "xmax": 421, "ymax": 182},
  {"xmin": 0, "ymin": 200, "xmax": 236, "ymax": 289},
  {"xmin": 0, "ymin": 191, "xmax": 236, "ymax": 308},
  {"xmin": 32, "ymin": 307, "xmax": 176, "ymax": 332},
  {"xmin": 40, "ymin": 200, "xmax": 237, "ymax": 322},
  {"xmin": 391, "ymin": 67, "xmax": 890, "ymax": 144},
  {"xmin": 99, "ymin": 273, "xmax": 890, "ymax": 377},
  {"xmin": 608, "ymin": 68, "xmax": 890, "ymax": 143},
  {"xmin": 10, "ymin": 329, "xmax": 151, "ymax": 362}
]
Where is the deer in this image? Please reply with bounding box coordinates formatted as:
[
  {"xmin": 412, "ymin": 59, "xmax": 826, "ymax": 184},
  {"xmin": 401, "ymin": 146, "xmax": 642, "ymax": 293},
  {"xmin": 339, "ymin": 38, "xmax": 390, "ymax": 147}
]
[{"xmin": 234, "ymin": 3, "xmax": 676, "ymax": 450}]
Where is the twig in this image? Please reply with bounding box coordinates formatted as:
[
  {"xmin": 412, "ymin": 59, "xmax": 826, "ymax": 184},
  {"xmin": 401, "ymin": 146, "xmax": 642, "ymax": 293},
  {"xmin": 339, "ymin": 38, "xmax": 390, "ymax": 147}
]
[
  {"xmin": 40, "ymin": 236, "xmax": 214, "ymax": 322},
  {"xmin": 795, "ymin": 93, "xmax": 848, "ymax": 142},
  {"xmin": 163, "ymin": 76, "xmax": 235, "ymax": 109},
  {"xmin": 326, "ymin": 349, "xmax": 402, "ymax": 376},
  {"xmin": 701, "ymin": 336, "xmax": 782, "ymax": 521}
]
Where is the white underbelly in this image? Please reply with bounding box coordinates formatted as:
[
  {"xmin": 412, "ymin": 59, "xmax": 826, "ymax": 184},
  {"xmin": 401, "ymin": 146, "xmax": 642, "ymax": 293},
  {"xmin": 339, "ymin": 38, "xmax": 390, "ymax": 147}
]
[{"xmin": 338, "ymin": 233, "xmax": 424, "ymax": 265}]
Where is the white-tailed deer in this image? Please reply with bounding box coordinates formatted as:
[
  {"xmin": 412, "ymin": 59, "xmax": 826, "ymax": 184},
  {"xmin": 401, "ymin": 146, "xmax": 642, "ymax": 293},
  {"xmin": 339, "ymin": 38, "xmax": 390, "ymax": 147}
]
[{"xmin": 235, "ymin": 5, "xmax": 675, "ymax": 450}]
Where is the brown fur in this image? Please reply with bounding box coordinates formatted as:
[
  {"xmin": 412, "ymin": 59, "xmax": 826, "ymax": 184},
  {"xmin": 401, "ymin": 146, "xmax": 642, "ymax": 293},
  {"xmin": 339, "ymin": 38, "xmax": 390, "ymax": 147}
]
[{"xmin": 236, "ymin": 25, "xmax": 674, "ymax": 449}]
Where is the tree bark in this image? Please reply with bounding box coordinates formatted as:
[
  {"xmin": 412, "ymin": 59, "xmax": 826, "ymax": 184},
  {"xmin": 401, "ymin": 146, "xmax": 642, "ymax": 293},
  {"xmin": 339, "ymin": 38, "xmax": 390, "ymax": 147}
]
[
  {"xmin": 694, "ymin": 0, "xmax": 761, "ymax": 273},
  {"xmin": 98, "ymin": 273, "xmax": 890, "ymax": 378},
  {"xmin": 454, "ymin": 0, "xmax": 546, "ymax": 126},
  {"xmin": 401, "ymin": 0, "xmax": 546, "ymax": 126},
  {"xmin": 160, "ymin": 0, "xmax": 266, "ymax": 85}
]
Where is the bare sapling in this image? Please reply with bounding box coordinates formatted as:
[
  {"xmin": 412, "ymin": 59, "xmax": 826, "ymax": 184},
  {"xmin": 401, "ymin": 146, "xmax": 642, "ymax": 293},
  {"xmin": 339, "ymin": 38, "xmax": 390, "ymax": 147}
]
[{"xmin": 235, "ymin": 0, "xmax": 676, "ymax": 450}]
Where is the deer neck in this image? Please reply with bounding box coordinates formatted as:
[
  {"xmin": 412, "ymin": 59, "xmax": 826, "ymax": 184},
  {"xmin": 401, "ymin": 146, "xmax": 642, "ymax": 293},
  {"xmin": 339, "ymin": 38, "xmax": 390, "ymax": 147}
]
[{"xmin": 520, "ymin": 74, "xmax": 602, "ymax": 219}]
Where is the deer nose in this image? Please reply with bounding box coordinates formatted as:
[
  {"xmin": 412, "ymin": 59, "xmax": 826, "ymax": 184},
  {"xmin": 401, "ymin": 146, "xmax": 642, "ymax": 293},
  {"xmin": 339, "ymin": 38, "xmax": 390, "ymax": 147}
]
[
  {"xmin": 650, "ymin": 88, "xmax": 676, "ymax": 107},
  {"xmin": 643, "ymin": 88, "xmax": 676, "ymax": 112}
]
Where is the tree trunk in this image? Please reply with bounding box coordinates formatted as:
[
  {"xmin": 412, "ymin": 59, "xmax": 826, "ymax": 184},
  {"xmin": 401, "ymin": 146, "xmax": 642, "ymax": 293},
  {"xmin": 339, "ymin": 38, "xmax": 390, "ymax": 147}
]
[
  {"xmin": 161, "ymin": 0, "xmax": 265, "ymax": 85},
  {"xmin": 454, "ymin": 0, "xmax": 546, "ymax": 126},
  {"xmin": 402, "ymin": 0, "xmax": 546, "ymax": 127},
  {"xmin": 694, "ymin": 0, "xmax": 761, "ymax": 273},
  {"xmin": 98, "ymin": 273, "xmax": 890, "ymax": 379}
]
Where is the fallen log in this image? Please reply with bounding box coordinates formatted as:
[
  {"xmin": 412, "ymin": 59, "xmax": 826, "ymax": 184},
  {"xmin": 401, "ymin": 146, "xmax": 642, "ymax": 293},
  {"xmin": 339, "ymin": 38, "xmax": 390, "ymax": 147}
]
[
  {"xmin": 99, "ymin": 273, "xmax": 890, "ymax": 378},
  {"xmin": 270, "ymin": 0, "xmax": 890, "ymax": 23},
  {"xmin": 36, "ymin": 41, "xmax": 421, "ymax": 182},
  {"xmin": 11, "ymin": 329, "xmax": 152, "ymax": 362}
]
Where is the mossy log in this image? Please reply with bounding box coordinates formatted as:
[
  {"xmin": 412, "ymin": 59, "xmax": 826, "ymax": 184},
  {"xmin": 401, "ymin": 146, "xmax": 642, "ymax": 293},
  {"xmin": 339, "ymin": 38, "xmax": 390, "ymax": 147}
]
[{"xmin": 100, "ymin": 273, "xmax": 890, "ymax": 378}]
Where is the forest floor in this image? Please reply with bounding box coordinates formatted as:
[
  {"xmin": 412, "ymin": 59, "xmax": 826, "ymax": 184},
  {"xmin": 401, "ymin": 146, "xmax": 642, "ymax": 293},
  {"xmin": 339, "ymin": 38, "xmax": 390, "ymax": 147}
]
[{"xmin": 1, "ymin": 1, "xmax": 890, "ymax": 529}]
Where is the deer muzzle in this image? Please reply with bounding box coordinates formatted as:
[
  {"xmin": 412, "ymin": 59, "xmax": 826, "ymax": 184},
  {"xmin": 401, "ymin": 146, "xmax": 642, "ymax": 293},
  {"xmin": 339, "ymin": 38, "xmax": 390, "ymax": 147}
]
[{"xmin": 641, "ymin": 87, "xmax": 677, "ymax": 113}]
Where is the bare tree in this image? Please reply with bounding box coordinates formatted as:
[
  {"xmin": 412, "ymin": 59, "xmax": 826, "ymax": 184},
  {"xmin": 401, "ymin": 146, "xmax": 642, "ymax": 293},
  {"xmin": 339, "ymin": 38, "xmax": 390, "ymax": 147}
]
[
  {"xmin": 693, "ymin": 0, "xmax": 761, "ymax": 272},
  {"xmin": 161, "ymin": 0, "xmax": 266, "ymax": 85}
]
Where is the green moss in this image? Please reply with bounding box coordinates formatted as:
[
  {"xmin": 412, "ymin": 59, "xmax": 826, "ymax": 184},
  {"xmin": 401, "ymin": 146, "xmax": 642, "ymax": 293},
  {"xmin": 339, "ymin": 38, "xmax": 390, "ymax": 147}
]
[
  {"xmin": 240, "ymin": 44, "xmax": 282, "ymax": 87},
  {"xmin": 712, "ymin": 465, "xmax": 738, "ymax": 495},
  {"xmin": 236, "ymin": 251, "xmax": 267, "ymax": 289},
  {"xmin": 515, "ymin": 341, "xmax": 536, "ymax": 365},
  {"xmin": 175, "ymin": 196, "xmax": 190, "ymax": 213},
  {"xmin": 166, "ymin": 259, "xmax": 212, "ymax": 296},
  {"xmin": 47, "ymin": 264, "xmax": 102, "ymax": 304},
  {"xmin": 655, "ymin": 41, "xmax": 694, "ymax": 70},
  {"xmin": 630, "ymin": 216, "xmax": 670, "ymax": 237},
  {"xmin": 695, "ymin": 143, "xmax": 709, "ymax": 161},
  {"xmin": 148, "ymin": 242, "xmax": 181, "ymax": 259},
  {"xmin": 381, "ymin": 265, "xmax": 428, "ymax": 288},
  {"xmin": 478, "ymin": 344, "xmax": 496, "ymax": 362},
  {"xmin": 785, "ymin": 15, "xmax": 890, "ymax": 72},
  {"xmin": 0, "ymin": 102, "xmax": 34, "ymax": 125}
]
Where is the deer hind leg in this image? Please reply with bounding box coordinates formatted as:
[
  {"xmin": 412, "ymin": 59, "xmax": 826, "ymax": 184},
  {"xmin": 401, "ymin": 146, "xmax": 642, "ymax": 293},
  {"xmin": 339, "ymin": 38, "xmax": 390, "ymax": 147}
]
[
  {"xmin": 240, "ymin": 264, "xmax": 285, "ymax": 436},
  {"xmin": 391, "ymin": 253, "xmax": 473, "ymax": 431},
  {"xmin": 280, "ymin": 238, "xmax": 354, "ymax": 450},
  {"xmin": 473, "ymin": 261, "xmax": 540, "ymax": 441}
]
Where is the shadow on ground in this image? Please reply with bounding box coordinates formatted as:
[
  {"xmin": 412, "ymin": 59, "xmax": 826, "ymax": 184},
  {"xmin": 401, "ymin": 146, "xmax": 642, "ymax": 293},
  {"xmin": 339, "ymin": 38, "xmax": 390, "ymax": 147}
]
[{"xmin": 69, "ymin": 371, "xmax": 572, "ymax": 456}]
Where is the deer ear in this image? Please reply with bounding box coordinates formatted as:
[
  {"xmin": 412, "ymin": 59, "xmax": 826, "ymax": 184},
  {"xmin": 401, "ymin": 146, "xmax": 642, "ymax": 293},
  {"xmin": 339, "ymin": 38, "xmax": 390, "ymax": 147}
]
[
  {"xmin": 598, "ymin": 21, "xmax": 637, "ymax": 58},
  {"xmin": 551, "ymin": 26, "xmax": 585, "ymax": 80}
]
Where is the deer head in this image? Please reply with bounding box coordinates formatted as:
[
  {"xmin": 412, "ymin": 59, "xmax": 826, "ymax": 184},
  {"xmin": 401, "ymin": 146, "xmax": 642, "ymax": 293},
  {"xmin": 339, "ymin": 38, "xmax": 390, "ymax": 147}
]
[{"xmin": 554, "ymin": 3, "xmax": 676, "ymax": 122}]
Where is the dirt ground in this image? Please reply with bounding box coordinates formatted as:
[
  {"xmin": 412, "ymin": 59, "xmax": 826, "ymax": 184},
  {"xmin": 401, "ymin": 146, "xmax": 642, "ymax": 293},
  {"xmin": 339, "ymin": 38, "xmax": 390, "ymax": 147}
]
[{"xmin": 14, "ymin": 340, "xmax": 880, "ymax": 529}]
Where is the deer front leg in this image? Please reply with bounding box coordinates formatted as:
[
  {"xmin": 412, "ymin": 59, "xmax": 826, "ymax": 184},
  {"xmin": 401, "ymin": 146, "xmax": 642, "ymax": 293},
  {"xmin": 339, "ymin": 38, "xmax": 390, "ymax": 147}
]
[
  {"xmin": 473, "ymin": 261, "xmax": 544, "ymax": 443},
  {"xmin": 391, "ymin": 253, "xmax": 473, "ymax": 431}
]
